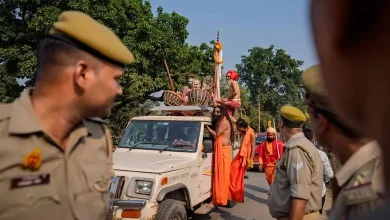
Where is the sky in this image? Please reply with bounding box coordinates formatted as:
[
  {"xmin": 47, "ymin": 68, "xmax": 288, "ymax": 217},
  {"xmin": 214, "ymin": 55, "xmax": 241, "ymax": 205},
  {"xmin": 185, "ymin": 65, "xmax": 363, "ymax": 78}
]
[{"xmin": 149, "ymin": 0, "xmax": 318, "ymax": 71}]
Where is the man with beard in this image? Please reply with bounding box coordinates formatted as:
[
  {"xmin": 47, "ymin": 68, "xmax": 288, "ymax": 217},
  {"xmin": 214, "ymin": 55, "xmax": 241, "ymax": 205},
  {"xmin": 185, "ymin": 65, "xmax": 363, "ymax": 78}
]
[
  {"xmin": 206, "ymin": 105, "xmax": 235, "ymax": 206},
  {"xmin": 229, "ymin": 118, "xmax": 256, "ymax": 202},
  {"xmin": 268, "ymin": 106, "xmax": 323, "ymax": 220},
  {"xmin": 213, "ymin": 70, "xmax": 241, "ymax": 117},
  {"xmin": 302, "ymin": 65, "xmax": 384, "ymax": 219},
  {"xmin": 0, "ymin": 11, "xmax": 133, "ymax": 220},
  {"xmin": 256, "ymin": 127, "xmax": 285, "ymax": 186}
]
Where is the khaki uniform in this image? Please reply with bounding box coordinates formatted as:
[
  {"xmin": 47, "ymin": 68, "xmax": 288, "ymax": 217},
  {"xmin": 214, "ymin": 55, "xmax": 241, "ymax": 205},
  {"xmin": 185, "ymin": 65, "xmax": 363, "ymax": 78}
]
[
  {"xmin": 0, "ymin": 10, "xmax": 133, "ymax": 220},
  {"xmin": 268, "ymin": 132, "xmax": 323, "ymax": 220},
  {"xmin": 329, "ymin": 141, "xmax": 385, "ymax": 220},
  {"xmin": 0, "ymin": 89, "xmax": 113, "ymax": 220}
]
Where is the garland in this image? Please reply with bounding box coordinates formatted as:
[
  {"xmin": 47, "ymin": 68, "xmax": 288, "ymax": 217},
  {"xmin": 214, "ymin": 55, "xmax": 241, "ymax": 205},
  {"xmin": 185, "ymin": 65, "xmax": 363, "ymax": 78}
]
[{"xmin": 213, "ymin": 41, "xmax": 223, "ymax": 64}]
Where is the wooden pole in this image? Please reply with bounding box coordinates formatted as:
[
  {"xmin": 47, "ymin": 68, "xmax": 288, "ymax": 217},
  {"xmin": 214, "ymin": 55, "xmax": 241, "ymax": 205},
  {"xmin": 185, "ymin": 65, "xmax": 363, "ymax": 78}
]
[{"xmin": 163, "ymin": 57, "xmax": 175, "ymax": 91}]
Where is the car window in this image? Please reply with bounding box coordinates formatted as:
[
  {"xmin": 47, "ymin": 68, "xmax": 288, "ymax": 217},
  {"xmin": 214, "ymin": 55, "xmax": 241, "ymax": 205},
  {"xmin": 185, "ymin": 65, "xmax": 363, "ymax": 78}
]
[{"xmin": 119, "ymin": 120, "xmax": 201, "ymax": 152}]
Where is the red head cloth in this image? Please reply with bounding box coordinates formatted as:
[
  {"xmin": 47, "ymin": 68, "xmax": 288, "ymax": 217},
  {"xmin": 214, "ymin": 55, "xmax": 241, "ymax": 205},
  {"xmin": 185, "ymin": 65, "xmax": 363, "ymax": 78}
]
[{"xmin": 227, "ymin": 70, "xmax": 239, "ymax": 81}]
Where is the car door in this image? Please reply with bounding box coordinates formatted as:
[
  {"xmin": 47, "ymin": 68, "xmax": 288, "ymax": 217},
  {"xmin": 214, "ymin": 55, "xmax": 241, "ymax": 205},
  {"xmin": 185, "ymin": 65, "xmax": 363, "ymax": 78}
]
[{"xmin": 199, "ymin": 125, "xmax": 213, "ymax": 196}]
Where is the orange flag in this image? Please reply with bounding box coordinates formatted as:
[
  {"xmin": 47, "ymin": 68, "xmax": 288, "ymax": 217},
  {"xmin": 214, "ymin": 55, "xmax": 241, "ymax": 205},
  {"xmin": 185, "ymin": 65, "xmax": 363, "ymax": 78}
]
[{"xmin": 229, "ymin": 127, "xmax": 254, "ymax": 202}]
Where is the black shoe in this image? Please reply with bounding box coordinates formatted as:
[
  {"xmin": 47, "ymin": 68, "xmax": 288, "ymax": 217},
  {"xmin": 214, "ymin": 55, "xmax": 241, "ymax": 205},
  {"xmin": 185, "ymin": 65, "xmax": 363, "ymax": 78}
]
[{"xmin": 244, "ymin": 176, "xmax": 249, "ymax": 179}]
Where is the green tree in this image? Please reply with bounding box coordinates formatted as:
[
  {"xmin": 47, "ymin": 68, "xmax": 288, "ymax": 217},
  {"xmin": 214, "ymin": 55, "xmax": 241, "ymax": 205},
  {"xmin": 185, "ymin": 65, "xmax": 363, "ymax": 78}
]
[
  {"xmin": 0, "ymin": 0, "xmax": 215, "ymax": 136},
  {"xmin": 235, "ymin": 45, "xmax": 306, "ymax": 131}
]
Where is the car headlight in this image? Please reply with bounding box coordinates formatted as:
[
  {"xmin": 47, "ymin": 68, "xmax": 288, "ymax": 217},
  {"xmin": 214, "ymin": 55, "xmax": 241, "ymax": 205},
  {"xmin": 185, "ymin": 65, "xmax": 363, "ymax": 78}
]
[{"xmin": 135, "ymin": 180, "xmax": 153, "ymax": 195}]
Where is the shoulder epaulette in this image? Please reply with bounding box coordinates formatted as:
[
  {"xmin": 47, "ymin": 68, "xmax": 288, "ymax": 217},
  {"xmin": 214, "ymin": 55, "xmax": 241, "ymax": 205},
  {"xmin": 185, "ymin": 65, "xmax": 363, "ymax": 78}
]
[
  {"xmin": 286, "ymin": 145, "xmax": 316, "ymax": 168},
  {"xmin": 0, "ymin": 104, "xmax": 12, "ymax": 121}
]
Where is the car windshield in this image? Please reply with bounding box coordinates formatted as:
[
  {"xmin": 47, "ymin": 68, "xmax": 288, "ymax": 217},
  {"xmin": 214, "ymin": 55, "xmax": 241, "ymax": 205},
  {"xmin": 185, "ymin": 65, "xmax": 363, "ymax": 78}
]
[
  {"xmin": 118, "ymin": 120, "xmax": 201, "ymax": 153},
  {"xmin": 256, "ymin": 135, "xmax": 267, "ymax": 144}
]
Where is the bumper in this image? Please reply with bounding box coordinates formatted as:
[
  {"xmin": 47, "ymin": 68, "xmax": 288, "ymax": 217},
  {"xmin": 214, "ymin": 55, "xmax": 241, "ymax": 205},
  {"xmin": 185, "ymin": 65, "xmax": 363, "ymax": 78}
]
[{"xmin": 110, "ymin": 199, "xmax": 158, "ymax": 220}]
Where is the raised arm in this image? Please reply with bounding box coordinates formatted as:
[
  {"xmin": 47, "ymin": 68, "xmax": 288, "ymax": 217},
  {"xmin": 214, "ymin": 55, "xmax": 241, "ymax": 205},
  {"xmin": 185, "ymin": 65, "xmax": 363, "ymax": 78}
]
[{"xmin": 206, "ymin": 120, "xmax": 228, "ymax": 139}]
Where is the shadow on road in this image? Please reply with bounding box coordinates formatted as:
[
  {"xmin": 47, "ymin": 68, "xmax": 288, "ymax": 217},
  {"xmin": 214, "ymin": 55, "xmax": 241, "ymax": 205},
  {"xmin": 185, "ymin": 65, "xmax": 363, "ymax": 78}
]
[
  {"xmin": 245, "ymin": 183, "xmax": 269, "ymax": 194},
  {"xmin": 244, "ymin": 191, "xmax": 268, "ymax": 205},
  {"xmin": 188, "ymin": 207, "xmax": 247, "ymax": 220}
]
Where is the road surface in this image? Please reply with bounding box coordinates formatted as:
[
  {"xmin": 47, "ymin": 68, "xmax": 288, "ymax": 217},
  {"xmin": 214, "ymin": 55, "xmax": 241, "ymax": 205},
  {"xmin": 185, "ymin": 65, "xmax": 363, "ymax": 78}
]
[{"xmin": 189, "ymin": 170, "xmax": 332, "ymax": 220}]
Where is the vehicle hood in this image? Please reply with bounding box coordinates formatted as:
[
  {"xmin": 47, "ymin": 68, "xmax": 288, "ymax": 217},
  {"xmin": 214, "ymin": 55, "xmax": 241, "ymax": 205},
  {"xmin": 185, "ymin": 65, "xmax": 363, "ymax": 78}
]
[{"xmin": 113, "ymin": 150, "xmax": 191, "ymax": 173}]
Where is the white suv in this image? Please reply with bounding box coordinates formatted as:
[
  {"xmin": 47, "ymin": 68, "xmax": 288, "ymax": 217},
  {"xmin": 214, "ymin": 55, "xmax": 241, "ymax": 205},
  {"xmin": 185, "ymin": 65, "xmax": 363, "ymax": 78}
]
[{"xmin": 108, "ymin": 106, "xmax": 239, "ymax": 220}]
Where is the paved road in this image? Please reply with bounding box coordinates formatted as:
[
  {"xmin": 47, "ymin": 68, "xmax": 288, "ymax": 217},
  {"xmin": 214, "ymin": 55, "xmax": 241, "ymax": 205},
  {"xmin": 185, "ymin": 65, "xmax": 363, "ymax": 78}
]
[
  {"xmin": 189, "ymin": 170, "xmax": 273, "ymax": 220},
  {"xmin": 189, "ymin": 170, "xmax": 332, "ymax": 220}
]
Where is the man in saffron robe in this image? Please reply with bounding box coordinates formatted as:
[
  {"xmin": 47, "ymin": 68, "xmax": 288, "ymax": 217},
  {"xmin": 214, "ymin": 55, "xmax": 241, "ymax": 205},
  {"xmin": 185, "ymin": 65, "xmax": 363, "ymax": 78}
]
[
  {"xmin": 256, "ymin": 127, "xmax": 285, "ymax": 186},
  {"xmin": 206, "ymin": 105, "xmax": 235, "ymax": 206},
  {"xmin": 229, "ymin": 118, "xmax": 256, "ymax": 203}
]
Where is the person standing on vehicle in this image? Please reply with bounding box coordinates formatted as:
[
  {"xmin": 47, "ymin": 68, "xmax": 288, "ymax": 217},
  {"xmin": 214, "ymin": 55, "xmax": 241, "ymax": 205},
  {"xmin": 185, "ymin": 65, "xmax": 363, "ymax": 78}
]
[
  {"xmin": 268, "ymin": 106, "xmax": 323, "ymax": 220},
  {"xmin": 0, "ymin": 11, "xmax": 134, "ymax": 220},
  {"xmin": 206, "ymin": 105, "xmax": 235, "ymax": 206},
  {"xmin": 256, "ymin": 127, "xmax": 285, "ymax": 186},
  {"xmin": 302, "ymin": 64, "xmax": 384, "ymax": 219},
  {"xmin": 229, "ymin": 118, "xmax": 256, "ymax": 202},
  {"xmin": 303, "ymin": 128, "xmax": 334, "ymax": 215}
]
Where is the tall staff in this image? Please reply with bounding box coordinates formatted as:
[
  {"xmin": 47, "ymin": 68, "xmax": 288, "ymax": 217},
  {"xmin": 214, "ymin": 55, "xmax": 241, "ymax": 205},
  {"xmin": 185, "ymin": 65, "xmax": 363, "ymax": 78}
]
[{"xmin": 213, "ymin": 31, "xmax": 223, "ymax": 99}]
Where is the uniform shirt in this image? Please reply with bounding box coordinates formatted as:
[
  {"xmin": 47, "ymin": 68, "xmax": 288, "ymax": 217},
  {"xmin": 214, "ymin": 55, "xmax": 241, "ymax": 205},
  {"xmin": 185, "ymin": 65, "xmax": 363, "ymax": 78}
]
[
  {"xmin": 318, "ymin": 149, "xmax": 334, "ymax": 197},
  {"xmin": 0, "ymin": 89, "xmax": 113, "ymax": 220},
  {"xmin": 329, "ymin": 141, "xmax": 385, "ymax": 220},
  {"xmin": 268, "ymin": 132, "xmax": 323, "ymax": 219}
]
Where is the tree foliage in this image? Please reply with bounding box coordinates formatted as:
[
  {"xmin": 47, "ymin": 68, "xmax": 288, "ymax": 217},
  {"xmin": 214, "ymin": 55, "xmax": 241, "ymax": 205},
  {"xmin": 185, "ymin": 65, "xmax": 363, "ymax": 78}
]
[
  {"xmin": 0, "ymin": 0, "xmax": 215, "ymax": 135},
  {"xmin": 235, "ymin": 45, "xmax": 306, "ymax": 131},
  {"xmin": 1, "ymin": 1, "xmax": 308, "ymax": 136}
]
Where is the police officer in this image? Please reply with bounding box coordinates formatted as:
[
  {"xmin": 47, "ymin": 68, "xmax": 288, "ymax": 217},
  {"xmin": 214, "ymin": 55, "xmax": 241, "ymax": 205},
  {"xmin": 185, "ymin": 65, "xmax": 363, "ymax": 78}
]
[
  {"xmin": 310, "ymin": 0, "xmax": 390, "ymax": 219},
  {"xmin": 302, "ymin": 65, "xmax": 385, "ymax": 219},
  {"xmin": 268, "ymin": 106, "xmax": 323, "ymax": 220},
  {"xmin": 0, "ymin": 11, "xmax": 134, "ymax": 220}
]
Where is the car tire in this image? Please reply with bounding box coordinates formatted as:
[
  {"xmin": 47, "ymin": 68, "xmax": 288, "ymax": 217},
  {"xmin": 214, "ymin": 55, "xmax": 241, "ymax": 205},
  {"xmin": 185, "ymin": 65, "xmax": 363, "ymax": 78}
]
[{"xmin": 155, "ymin": 199, "xmax": 187, "ymax": 220}]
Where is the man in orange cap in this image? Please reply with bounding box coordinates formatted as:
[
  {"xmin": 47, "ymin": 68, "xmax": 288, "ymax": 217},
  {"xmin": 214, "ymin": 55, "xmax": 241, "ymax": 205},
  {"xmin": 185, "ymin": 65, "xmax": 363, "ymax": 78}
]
[
  {"xmin": 256, "ymin": 126, "xmax": 285, "ymax": 186},
  {"xmin": 213, "ymin": 70, "xmax": 241, "ymax": 117}
]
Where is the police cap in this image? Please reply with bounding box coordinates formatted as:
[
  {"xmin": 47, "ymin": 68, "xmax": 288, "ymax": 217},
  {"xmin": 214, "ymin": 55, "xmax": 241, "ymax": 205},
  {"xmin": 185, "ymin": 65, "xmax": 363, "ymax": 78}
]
[
  {"xmin": 302, "ymin": 64, "xmax": 332, "ymax": 112},
  {"xmin": 48, "ymin": 11, "xmax": 134, "ymax": 67},
  {"xmin": 280, "ymin": 106, "xmax": 307, "ymax": 123}
]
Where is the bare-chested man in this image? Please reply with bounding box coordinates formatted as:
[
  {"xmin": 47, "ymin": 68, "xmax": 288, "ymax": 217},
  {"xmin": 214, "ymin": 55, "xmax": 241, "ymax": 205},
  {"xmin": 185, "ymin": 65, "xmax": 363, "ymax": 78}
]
[
  {"xmin": 213, "ymin": 70, "xmax": 241, "ymax": 117},
  {"xmin": 206, "ymin": 105, "xmax": 235, "ymax": 206}
]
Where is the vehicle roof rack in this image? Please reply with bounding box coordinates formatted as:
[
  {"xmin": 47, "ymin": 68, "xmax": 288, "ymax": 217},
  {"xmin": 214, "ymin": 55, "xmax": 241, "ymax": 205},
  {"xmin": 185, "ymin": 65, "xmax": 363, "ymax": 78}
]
[{"xmin": 149, "ymin": 105, "xmax": 213, "ymax": 114}]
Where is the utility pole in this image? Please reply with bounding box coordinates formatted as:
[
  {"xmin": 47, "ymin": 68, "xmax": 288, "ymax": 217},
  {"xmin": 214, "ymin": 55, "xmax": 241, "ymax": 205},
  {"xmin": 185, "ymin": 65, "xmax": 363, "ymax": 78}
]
[{"xmin": 258, "ymin": 94, "xmax": 261, "ymax": 132}]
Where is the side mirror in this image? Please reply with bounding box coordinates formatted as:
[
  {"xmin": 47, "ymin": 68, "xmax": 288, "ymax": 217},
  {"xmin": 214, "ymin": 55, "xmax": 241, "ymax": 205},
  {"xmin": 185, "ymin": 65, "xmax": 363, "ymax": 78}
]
[{"xmin": 203, "ymin": 140, "xmax": 213, "ymax": 153}]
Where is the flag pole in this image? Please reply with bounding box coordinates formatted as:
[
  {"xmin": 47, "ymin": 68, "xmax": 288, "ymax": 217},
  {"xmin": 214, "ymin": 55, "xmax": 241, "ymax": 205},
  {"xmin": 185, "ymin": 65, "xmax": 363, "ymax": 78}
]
[{"xmin": 214, "ymin": 31, "xmax": 223, "ymax": 99}]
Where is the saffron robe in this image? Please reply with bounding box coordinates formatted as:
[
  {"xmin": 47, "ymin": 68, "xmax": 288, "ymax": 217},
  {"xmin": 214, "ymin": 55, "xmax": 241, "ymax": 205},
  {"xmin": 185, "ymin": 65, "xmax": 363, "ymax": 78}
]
[
  {"xmin": 229, "ymin": 127, "xmax": 255, "ymax": 202},
  {"xmin": 212, "ymin": 118, "xmax": 232, "ymax": 206}
]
